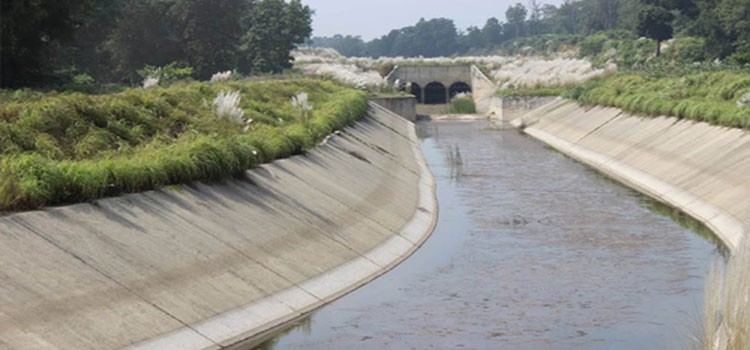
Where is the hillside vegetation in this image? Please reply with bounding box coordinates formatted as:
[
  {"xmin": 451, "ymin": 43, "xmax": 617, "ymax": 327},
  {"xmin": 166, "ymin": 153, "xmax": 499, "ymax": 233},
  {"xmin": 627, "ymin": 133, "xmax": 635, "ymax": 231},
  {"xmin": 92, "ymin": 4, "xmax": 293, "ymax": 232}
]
[{"xmin": 0, "ymin": 79, "xmax": 367, "ymax": 211}]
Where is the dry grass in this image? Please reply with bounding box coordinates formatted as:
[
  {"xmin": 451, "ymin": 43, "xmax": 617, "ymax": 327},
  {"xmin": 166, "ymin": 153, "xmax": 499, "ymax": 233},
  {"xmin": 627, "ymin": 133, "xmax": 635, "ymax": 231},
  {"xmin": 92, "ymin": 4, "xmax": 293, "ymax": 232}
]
[{"xmin": 704, "ymin": 237, "xmax": 750, "ymax": 350}]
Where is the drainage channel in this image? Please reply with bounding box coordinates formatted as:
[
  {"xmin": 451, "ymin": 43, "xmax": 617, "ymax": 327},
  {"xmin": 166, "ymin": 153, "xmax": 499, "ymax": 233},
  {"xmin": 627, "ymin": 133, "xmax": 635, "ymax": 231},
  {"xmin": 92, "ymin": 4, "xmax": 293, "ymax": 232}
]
[{"xmin": 254, "ymin": 120, "xmax": 722, "ymax": 350}]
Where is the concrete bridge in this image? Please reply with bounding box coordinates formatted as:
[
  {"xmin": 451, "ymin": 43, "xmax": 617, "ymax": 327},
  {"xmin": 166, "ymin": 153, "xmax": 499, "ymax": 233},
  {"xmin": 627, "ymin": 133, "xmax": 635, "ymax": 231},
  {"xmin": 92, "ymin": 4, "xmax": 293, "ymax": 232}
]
[{"xmin": 385, "ymin": 65, "xmax": 496, "ymax": 112}]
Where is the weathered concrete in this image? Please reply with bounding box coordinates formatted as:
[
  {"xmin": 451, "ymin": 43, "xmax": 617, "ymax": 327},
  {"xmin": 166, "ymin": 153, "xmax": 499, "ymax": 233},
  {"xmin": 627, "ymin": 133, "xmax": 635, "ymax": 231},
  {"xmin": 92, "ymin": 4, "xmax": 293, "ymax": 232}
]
[
  {"xmin": 470, "ymin": 66, "xmax": 496, "ymax": 114},
  {"xmin": 370, "ymin": 96, "xmax": 417, "ymax": 122},
  {"xmin": 488, "ymin": 96, "xmax": 558, "ymax": 123},
  {"xmin": 0, "ymin": 103, "xmax": 437, "ymax": 349},
  {"xmin": 386, "ymin": 65, "xmax": 497, "ymax": 113},
  {"xmin": 518, "ymin": 99, "xmax": 748, "ymax": 251}
]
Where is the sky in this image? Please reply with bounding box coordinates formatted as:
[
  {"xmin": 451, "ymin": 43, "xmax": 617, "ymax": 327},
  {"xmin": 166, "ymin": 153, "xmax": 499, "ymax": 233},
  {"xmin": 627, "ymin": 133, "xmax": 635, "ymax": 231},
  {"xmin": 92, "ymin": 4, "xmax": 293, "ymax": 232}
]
[{"xmin": 302, "ymin": 0, "xmax": 566, "ymax": 41}]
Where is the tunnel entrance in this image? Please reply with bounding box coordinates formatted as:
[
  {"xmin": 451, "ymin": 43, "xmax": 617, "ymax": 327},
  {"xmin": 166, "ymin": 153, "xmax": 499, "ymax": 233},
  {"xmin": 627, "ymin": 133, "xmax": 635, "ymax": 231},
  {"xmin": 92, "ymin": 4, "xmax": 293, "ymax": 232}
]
[
  {"xmin": 449, "ymin": 82, "xmax": 472, "ymax": 99},
  {"xmin": 424, "ymin": 82, "xmax": 447, "ymax": 104},
  {"xmin": 409, "ymin": 83, "xmax": 423, "ymax": 103}
]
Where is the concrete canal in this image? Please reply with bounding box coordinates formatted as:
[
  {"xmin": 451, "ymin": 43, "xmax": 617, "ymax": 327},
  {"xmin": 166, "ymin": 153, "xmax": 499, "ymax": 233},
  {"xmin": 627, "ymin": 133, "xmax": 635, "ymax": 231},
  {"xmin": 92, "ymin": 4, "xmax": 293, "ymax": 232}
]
[{"xmin": 255, "ymin": 120, "xmax": 723, "ymax": 349}]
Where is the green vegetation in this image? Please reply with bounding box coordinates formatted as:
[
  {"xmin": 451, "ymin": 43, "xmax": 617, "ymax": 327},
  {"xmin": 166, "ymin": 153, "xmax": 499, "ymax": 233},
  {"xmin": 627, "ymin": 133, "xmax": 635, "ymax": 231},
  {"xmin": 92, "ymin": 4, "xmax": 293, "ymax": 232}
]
[
  {"xmin": 497, "ymin": 86, "xmax": 569, "ymax": 97},
  {"xmin": 704, "ymin": 237, "xmax": 750, "ymax": 350},
  {"xmin": 1, "ymin": 0, "xmax": 312, "ymax": 88},
  {"xmin": 309, "ymin": 0, "xmax": 750, "ymax": 64},
  {"xmin": 0, "ymin": 79, "xmax": 367, "ymax": 210},
  {"xmin": 571, "ymin": 71, "xmax": 750, "ymax": 128},
  {"xmin": 448, "ymin": 96, "xmax": 477, "ymax": 114}
]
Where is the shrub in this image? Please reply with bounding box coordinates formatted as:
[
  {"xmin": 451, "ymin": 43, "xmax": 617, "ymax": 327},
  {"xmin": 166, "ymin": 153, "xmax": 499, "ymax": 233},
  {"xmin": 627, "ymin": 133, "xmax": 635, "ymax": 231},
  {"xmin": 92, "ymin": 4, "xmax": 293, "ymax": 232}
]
[{"xmin": 449, "ymin": 94, "xmax": 476, "ymax": 114}]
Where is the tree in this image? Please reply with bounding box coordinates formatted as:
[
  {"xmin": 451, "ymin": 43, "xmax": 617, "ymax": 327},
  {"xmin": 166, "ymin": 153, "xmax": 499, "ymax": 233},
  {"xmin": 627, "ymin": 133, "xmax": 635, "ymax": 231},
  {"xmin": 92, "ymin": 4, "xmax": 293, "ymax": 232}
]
[
  {"xmin": 506, "ymin": 3, "xmax": 528, "ymax": 39},
  {"xmin": 716, "ymin": 0, "xmax": 750, "ymax": 54},
  {"xmin": 636, "ymin": 3, "xmax": 675, "ymax": 56},
  {"xmin": 528, "ymin": 0, "xmax": 542, "ymax": 35},
  {"xmin": 106, "ymin": 0, "xmax": 184, "ymax": 83},
  {"xmin": 238, "ymin": 0, "xmax": 312, "ymax": 73},
  {"xmin": 171, "ymin": 0, "xmax": 245, "ymax": 79},
  {"xmin": 1, "ymin": 0, "xmax": 92, "ymax": 87},
  {"xmin": 482, "ymin": 18, "xmax": 504, "ymax": 47},
  {"xmin": 556, "ymin": 0, "xmax": 581, "ymax": 34}
]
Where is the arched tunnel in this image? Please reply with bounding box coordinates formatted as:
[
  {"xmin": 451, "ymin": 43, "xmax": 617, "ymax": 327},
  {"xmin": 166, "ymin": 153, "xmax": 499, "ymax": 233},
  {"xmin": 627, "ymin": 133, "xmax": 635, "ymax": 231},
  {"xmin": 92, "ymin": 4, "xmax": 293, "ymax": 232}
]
[
  {"xmin": 424, "ymin": 82, "xmax": 447, "ymax": 104},
  {"xmin": 449, "ymin": 82, "xmax": 472, "ymax": 98}
]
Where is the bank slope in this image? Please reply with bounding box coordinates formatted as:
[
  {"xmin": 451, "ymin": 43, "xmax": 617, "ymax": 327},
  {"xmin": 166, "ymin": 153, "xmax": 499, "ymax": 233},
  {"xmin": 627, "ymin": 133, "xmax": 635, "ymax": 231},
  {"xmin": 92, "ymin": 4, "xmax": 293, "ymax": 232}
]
[
  {"xmin": 520, "ymin": 99, "xmax": 747, "ymax": 251},
  {"xmin": 0, "ymin": 102, "xmax": 437, "ymax": 350}
]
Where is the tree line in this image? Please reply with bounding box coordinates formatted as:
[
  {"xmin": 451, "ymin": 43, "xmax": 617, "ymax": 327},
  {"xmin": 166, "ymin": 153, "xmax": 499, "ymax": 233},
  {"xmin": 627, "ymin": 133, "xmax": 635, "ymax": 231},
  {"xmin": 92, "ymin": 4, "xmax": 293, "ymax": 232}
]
[
  {"xmin": 0, "ymin": 0, "xmax": 312, "ymax": 88},
  {"xmin": 308, "ymin": 0, "xmax": 750, "ymax": 61}
]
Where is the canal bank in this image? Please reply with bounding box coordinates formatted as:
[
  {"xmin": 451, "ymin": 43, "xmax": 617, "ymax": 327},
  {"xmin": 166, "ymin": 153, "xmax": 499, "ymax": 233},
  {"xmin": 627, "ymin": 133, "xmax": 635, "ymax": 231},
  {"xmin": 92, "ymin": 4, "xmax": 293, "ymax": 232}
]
[
  {"xmin": 515, "ymin": 98, "xmax": 748, "ymax": 251},
  {"xmin": 0, "ymin": 102, "xmax": 436, "ymax": 350}
]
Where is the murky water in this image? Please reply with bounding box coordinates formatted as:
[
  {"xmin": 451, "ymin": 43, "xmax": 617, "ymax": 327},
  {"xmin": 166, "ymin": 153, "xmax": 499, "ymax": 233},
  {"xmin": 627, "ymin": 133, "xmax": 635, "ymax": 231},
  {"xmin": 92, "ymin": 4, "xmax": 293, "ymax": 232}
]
[{"xmin": 256, "ymin": 121, "xmax": 723, "ymax": 350}]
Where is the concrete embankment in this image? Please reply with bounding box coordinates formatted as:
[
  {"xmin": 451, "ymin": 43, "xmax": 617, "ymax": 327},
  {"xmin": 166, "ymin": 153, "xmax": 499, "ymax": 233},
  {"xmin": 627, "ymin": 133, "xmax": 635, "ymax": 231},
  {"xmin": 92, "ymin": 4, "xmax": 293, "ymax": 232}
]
[
  {"xmin": 517, "ymin": 98, "xmax": 747, "ymax": 251},
  {"xmin": 0, "ymin": 102, "xmax": 437, "ymax": 350}
]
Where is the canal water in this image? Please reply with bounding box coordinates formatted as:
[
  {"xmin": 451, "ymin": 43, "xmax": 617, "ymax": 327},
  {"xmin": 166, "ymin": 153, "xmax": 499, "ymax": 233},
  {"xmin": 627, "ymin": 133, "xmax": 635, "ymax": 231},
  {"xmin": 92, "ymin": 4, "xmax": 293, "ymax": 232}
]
[{"xmin": 256, "ymin": 121, "xmax": 723, "ymax": 350}]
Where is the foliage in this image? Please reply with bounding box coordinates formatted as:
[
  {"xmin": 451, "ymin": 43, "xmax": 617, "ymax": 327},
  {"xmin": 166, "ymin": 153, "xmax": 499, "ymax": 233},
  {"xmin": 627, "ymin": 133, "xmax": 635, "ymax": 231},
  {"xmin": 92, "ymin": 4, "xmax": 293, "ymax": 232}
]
[
  {"xmin": 497, "ymin": 86, "xmax": 569, "ymax": 97},
  {"xmin": 238, "ymin": 0, "xmax": 312, "ymax": 74},
  {"xmin": 0, "ymin": 0, "xmax": 93, "ymax": 87},
  {"xmin": 448, "ymin": 95, "xmax": 477, "ymax": 114},
  {"xmin": 0, "ymin": 79, "xmax": 367, "ymax": 210},
  {"xmin": 703, "ymin": 237, "xmax": 750, "ymax": 350},
  {"xmin": 636, "ymin": 3, "xmax": 675, "ymax": 55},
  {"xmin": 2, "ymin": 0, "xmax": 314, "ymax": 89},
  {"xmin": 137, "ymin": 62, "xmax": 194, "ymax": 85},
  {"xmin": 572, "ymin": 71, "xmax": 750, "ymax": 128},
  {"xmin": 171, "ymin": 0, "xmax": 245, "ymax": 80}
]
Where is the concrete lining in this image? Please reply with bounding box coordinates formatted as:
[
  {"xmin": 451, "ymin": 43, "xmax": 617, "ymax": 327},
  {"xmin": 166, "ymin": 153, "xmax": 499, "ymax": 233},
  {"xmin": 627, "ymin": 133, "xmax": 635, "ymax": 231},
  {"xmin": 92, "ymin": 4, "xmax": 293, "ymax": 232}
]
[
  {"xmin": 520, "ymin": 100, "xmax": 747, "ymax": 251},
  {"xmin": 0, "ymin": 102, "xmax": 437, "ymax": 349}
]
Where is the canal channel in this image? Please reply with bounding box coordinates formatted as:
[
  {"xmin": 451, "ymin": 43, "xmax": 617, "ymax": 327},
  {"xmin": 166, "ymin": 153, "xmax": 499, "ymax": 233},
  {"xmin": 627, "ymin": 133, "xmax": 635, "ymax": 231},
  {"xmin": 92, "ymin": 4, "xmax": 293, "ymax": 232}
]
[{"xmin": 255, "ymin": 120, "xmax": 724, "ymax": 349}]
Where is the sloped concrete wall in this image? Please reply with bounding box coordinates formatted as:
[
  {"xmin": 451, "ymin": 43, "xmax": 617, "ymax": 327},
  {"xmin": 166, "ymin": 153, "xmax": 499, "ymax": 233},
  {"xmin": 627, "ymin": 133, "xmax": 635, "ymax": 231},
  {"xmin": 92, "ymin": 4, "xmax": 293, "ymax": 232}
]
[
  {"xmin": 0, "ymin": 103, "xmax": 437, "ymax": 350},
  {"xmin": 520, "ymin": 100, "xmax": 748, "ymax": 251},
  {"xmin": 370, "ymin": 96, "xmax": 417, "ymax": 122},
  {"xmin": 470, "ymin": 66, "xmax": 496, "ymax": 114},
  {"xmin": 486, "ymin": 96, "xmax": 558, "ymax": 123}
]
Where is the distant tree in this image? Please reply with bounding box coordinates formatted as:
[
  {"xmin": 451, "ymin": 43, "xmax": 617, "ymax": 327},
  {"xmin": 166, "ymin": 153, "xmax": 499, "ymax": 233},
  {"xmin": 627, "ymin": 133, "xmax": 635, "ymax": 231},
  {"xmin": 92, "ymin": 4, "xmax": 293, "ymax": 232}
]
[
  {"xmin": 1, "ymin": 0, "xmax": 92, "ymax": 87},
  {"xmin": 556, "ymin": 0, "xmax": 581, "ymax": 34},
  {"xmin": 527, "ymin": 0, "xmax": 542, "ymax": 35},
  {"xmin": 106, "ymin": 0, "xmax": 183, "ymax": 83},
  {"xmin": 459, "ymin": 26, "xmax": 486, "ymax": 52},
  {"xmin": 238, "ymin": 0, "xmax": 312, "ymax": 73},
  {"xmin": 171, "ymin": 0, "xmax": 245, "ymax": 79},
  {"xmin": 636, "ymin": 3, "xmax": 675, "ymax": 56},
  {"xmin": 716, "ymin": 0, "xmax": 750, "ymax": 54},
  {"xmin": 482, "ymin": 18, "xmax": 504, "ymax": 47},
  {"xmin": 506, "ymin": 3, "xmax": 528, "ymax": 39},
  {"xmin": 309, "ymin": 35, "xmax": 367, "ymax": 57},
  {"xmin": 62, "ymin": 0, "xmax": 121, "ymax": 83}
]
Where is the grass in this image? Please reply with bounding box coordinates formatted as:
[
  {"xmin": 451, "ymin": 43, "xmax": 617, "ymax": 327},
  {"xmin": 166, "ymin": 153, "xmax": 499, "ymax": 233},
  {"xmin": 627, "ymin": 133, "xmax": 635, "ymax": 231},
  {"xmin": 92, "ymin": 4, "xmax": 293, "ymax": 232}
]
[
  {"xmin": 704, "ymin": 237, "xmax": 750, "ymax": 350},
  {"xmin": 0, "ymin": 78, "xmax": 368, "ymax": 211},
  {"xmin": 448, "ymin": 96, "xmax": 476, "ymax": 114},
  {"xmin": 571, "ymin": 71, "xmax": 750, "ymax": 128},
  {"xmin": 497, "ymin": 86, "xmax": 569, "ymax": 97},
  {"xmin": 499, "ymin": 69, "xmax": 750, "ymax": 129}
]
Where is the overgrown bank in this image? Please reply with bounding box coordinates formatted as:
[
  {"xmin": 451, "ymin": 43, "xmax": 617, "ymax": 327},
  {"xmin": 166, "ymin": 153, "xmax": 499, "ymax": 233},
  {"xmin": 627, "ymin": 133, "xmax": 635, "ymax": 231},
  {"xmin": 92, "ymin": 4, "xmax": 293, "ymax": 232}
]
[
  {"xmin": 0, "ymin": 79, "xmax": 368, "ymax": 211},
  {"xmin": 500, "ymin": 70, "xmax": 750, "ymax": 129}
]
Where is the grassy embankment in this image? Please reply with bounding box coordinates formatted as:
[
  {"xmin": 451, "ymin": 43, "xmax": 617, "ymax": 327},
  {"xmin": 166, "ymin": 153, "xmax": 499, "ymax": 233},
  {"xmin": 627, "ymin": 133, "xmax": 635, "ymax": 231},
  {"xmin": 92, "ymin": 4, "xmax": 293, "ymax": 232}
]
[
  {"xmin": 498, "ymin": 70, "xmax": 750, "ymax": 129},
  {"xmin": 0, "ymin": 79, "xmax": 368, "ymax": 211}
]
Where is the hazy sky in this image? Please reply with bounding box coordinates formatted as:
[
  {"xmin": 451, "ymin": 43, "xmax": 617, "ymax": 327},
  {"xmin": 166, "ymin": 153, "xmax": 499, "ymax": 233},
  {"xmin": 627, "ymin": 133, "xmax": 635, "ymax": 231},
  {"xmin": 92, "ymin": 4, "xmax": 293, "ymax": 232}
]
[{"xmin": 302, "ymin": 0, "xmax": 566, "ymax": 40}]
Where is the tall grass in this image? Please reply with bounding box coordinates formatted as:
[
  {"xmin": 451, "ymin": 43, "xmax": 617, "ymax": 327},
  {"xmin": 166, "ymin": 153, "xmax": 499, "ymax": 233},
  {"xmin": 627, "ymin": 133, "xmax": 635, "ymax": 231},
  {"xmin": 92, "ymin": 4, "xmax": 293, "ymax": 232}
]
[
  {"xmin": 0, "ymin": 79, "xmax": 368, "ymax": 211},
  {"xmin": 572, "ymin": 71, "xmax": 750, "ymax": 128},
  {"xmin": 704, "ymin": 237, "xmax": 750, "ymax": 350}
]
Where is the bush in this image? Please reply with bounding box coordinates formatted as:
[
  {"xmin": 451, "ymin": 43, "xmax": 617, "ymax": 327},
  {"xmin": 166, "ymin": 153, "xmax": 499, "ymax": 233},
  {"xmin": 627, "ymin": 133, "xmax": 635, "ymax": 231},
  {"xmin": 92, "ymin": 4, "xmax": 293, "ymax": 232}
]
[{"xmin": 448, "ymin": 95, "xmax": 476, "ymax": 114}]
